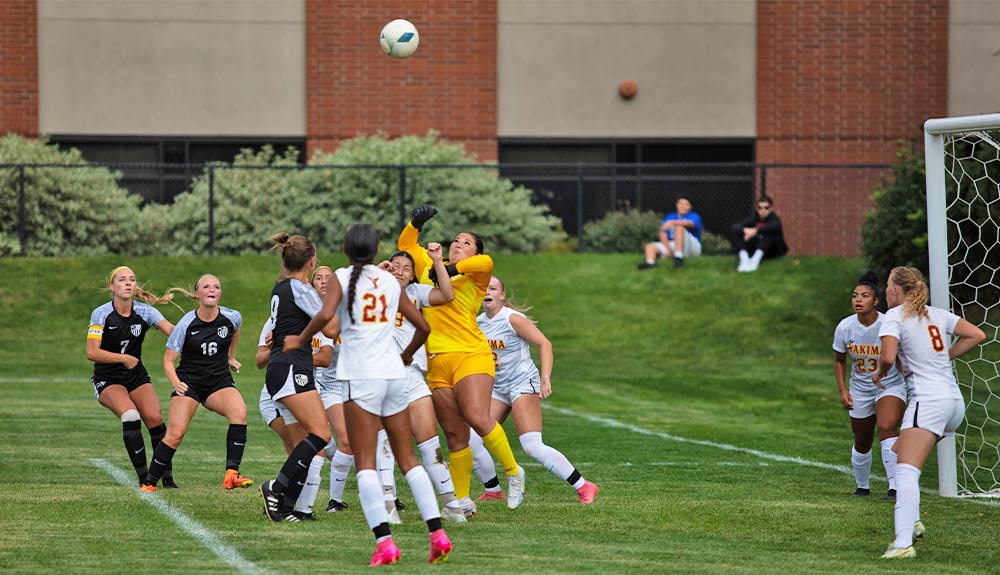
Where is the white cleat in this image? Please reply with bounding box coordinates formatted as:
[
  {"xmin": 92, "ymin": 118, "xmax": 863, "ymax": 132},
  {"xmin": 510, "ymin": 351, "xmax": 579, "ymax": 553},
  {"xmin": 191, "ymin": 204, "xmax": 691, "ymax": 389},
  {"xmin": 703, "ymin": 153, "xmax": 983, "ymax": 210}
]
[
  {"xmin": 913, "ymin": 520, "xmax": 926, "ymax": 540},
  {"xmin": 441, "ymin": 503, "xmax": 469, "ymax": 524},
  {"xmin": 507, "ymin": 465, "xmax": 526, "ymax": 509},
  {"xmin": 881, "ymin": 545, "xmax": 915, "ymax": 559},
  {"xmin": 385, "ymin": 501, "xmax": 402, "ymax": 525}
]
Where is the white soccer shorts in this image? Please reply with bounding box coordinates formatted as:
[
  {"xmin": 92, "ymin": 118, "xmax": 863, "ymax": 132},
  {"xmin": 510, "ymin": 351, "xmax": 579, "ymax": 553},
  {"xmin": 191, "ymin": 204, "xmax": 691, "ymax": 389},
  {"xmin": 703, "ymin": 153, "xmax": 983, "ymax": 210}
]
[
  {"xmin": 901, "ymin": 397, "xmax": 966, "ymax": 438},
  {"xmin": 848, "ymin": 384, "xmax": 907, "ymax": 419},
  {"xmin": 343, "ymin": 377, "xmax": 409, "ymax": 417},
  {"xmin": 318, "ymin": 376, "xmax": 345, "ymax": 410},
  {"xmin": 403, "ymin": 366, "xmax": 432, "ymax": 404},
  {"xmin": 492, "ymin": 376, "xmax": 540, "ymax": 407}
]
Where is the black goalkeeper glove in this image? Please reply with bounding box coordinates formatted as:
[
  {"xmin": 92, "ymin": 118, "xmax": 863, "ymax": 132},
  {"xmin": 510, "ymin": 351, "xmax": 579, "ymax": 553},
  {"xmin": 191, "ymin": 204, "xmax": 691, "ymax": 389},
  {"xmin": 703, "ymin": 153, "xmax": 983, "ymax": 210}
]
[
  {"xmin": 410, "ymin": 204, "xmax": 438, "ymax": 230},
  {"xmin": 427, "ymin": 263, "xmax": 459, "ymax": 285}
]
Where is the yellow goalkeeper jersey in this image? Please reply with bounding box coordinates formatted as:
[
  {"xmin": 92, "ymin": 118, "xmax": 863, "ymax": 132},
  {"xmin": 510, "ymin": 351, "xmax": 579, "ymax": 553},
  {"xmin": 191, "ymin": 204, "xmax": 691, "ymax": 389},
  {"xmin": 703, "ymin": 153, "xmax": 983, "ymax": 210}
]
[{"xmin": 398, "ymin": 223, "xmax": 493, "ymax": 354}]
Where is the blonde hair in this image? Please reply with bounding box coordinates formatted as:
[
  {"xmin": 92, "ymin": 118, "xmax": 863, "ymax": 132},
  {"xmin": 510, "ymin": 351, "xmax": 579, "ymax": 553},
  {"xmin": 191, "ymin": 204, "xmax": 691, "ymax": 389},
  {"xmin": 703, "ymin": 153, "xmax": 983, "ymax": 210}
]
[
  {"xmin": 106, "ymin": 266, "xmax": 181, "ymax": 309},
  {"xmin": 890, "ymin": 266, "xmax": 930, "ymax": 320},
  {"xmin": 492, "ymin": 277, "xmax": 534, "ymax": 318},
  {"xmin": 164, "ymin": 274, "xmax": 217, "ymax": 302}
]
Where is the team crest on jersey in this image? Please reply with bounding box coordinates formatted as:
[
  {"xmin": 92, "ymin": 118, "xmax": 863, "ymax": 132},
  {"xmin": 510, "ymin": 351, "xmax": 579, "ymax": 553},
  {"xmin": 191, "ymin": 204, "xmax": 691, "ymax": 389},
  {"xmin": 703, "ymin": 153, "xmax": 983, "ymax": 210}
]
[
  {"xmin": 218, "ymin": 326, "xmax": 229, "ymax": 339},
  {"xmin": 130, "ymin": 324, "xmax": 141, "ymax": 337},
  {"xmin": 295, "ymin": 374, "xmax": 309, "ymax": 387}
]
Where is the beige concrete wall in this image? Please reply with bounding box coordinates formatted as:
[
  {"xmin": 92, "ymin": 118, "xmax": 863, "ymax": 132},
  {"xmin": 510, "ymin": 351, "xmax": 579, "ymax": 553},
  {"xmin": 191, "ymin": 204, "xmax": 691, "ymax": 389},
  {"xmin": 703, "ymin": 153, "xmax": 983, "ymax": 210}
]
[
  {"xmin": 949, "ymin": 1, "xmax": 1000, "ymax": 117},
  {"xmin": 38, "ymin": 0, "xmax": 305, "ymax": 136},
  {"xmin": 497, "ymin": 0, "xmax": 756, "ymax": 138}
]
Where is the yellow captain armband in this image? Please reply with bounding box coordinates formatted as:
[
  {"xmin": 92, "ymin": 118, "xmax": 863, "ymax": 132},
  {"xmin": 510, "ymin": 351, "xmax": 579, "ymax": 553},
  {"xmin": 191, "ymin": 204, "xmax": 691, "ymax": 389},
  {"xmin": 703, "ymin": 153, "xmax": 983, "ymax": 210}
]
[{"xmin": 87, "ymin": 325, "xmax": 103, "ymax": 340}]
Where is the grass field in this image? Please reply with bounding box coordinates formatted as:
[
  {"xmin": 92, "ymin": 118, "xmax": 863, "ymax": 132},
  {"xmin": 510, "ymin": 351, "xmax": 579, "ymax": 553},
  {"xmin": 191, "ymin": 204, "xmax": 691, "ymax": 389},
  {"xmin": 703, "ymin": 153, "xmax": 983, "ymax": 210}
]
[{"xmin": 1, "ymin": 253, "xmax": 998, "ymax": 574}]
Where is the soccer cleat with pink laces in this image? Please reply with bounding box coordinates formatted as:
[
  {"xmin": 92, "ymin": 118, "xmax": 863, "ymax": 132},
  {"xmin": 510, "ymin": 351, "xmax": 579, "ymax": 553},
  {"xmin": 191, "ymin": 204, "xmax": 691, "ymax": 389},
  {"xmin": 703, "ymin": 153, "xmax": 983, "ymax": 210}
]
[
  {"xmin": 369, "ymin": 538, "xmax": 401, "ymax": 567},
  {"xmin": 428, "ymin": 529, "xmax": 453, "ymax": 564},
  {"xmin": 577, "ymin": 481, "xmax": 599, "ymax": 504},
  {"xmin": 477, "ymin": 490, "xmax": 505, "ymax": 501}
]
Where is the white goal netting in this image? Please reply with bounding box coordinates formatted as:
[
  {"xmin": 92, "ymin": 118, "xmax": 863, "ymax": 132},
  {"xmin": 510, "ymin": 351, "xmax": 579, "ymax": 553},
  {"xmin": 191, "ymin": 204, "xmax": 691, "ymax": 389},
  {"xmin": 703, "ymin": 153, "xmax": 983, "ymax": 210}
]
[{"xmin": 940, "ymin": 128, "xmax": 1000, "ymax": 496}]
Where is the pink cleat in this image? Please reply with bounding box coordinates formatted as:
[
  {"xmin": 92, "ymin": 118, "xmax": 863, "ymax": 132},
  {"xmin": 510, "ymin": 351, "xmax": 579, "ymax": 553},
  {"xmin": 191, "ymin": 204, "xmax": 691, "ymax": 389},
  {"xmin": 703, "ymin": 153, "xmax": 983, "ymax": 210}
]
[
  {"xmin": 477, "ymin": 490, "xmax": 505, "ymax": 501},
  {"xmin": 369, "ymin": 538, "xmax": 401, "ymax": 567},
  {"xmin": 428, "ymin": 529, "xmax": 453, "ymax": 564},
  {"xmin": 577, "ymin": 481, "xmax": 599, "ymax": 504}
]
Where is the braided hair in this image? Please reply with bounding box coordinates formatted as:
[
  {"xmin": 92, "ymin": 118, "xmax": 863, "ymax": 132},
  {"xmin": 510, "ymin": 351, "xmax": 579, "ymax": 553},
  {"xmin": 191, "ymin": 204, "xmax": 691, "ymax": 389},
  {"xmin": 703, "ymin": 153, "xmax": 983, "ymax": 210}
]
[
  {"xmin": 890, "ymin": 266, "xmax": 930, "ymax": 320},
  {"xmin": 342, "ymin": 224, "xmax": 380, "ymax": 324}
]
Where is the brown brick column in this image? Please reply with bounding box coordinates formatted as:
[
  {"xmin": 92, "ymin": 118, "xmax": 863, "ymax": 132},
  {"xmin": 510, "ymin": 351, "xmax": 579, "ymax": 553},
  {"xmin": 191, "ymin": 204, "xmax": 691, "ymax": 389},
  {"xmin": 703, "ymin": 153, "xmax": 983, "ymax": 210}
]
[
  {"xmin": 0, "ymin": 0, "xmax": 38, "ymax": 136},
  {"xmin": 756, "ymin": 0, "xmax": 948, "ymax": 256},
  {"xmin": 306, "ymin": 1, "xmax": 497, "ymax": 161}
]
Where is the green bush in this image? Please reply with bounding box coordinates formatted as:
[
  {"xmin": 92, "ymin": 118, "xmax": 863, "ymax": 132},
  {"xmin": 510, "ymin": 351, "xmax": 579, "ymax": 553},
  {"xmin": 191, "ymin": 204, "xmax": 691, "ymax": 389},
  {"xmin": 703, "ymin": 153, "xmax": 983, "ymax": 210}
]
[
  {"xmin": 161, "ymin": 133, "xmax": 566, "ymax": 255},
  {"xmin": 699, "ymin": 230, "xmax": 731, "ymax": 256},
  {"xmin": 860, "ymin": 145, "xmax": 928, "ymax": 282},
  {"xmin": 0, "ymin": 134, "xmax": 146, "ymax": 256},
  {"xmin": 581, "ymin": 209, "xmax": 662, "ymax": 253}
]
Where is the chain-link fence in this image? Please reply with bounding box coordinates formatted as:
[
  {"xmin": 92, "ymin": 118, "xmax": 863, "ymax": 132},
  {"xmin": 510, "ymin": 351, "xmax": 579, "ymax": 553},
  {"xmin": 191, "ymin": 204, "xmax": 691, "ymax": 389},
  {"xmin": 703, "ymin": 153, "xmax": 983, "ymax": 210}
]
[{"xmin": 1, "ymin": 161, "xmax": 890, "ymax": 256}]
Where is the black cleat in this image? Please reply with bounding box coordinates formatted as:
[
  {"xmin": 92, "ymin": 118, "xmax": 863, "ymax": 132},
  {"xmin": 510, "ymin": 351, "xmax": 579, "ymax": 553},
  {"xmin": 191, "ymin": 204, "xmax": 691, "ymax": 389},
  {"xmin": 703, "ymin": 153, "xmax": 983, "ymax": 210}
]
[
  {"xmin": 636, "ymin": 262, "xmax": 656, "ymax": 270},
  {"xmin": 394, "ymin": 498, "xmax": 406, "ymax": 513},
  {"xmin": 260, "ymin": 480, "xmax": 291, "ymax": 522},
  {"xmin": 673, "ymin": 256, "xmax": 684, "ymax": 268},
  {"xmin": 326, "ymin": 499, "xmax": 349, "ymax": 513},
  {"xmin": 852, "ymin": 487, "xmax": 871, "ymax": 497},
  {"xmin": 882, "ymin": 488, "xmax": 897, "ymax": 502},
  {"xmin": 161, "ymin": 476, "xmax": 179, "ymax": 489},
  {"xmin": 291, "ymin": 511, "xmax": 317, "ymax": 521}
]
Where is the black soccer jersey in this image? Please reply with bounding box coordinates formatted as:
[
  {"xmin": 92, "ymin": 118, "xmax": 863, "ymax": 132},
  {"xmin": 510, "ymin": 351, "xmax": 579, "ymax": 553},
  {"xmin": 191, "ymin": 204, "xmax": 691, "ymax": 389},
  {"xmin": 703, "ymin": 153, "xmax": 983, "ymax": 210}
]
[
  {"xmin": 167, "ymin": 307, "xmax": 243, "ymax": 383},
  {"xmin": 88, "ymin": 301, "xmax": 166, "ymax": 381},
  {"xmin": 268, "ymin": 279, "xmax": 323, "ymax": 369}
]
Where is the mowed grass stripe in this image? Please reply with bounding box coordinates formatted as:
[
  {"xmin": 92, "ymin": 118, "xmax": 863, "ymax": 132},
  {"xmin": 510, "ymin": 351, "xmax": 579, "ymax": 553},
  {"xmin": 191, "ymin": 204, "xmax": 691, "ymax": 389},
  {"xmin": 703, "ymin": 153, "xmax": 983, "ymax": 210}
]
[{"xmin": 89, "ymin": 458, "xmax": 271, "ymax": 575}]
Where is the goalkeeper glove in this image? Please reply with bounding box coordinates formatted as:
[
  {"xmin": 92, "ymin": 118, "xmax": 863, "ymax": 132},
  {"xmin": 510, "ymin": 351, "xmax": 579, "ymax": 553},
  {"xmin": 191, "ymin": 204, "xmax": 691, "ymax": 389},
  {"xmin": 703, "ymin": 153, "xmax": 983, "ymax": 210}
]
[
  {"xmin": 410, "ymin": 204, "xmax": 438, "ymax": 230},
  {"xmin": 428, "ymin": 263, "xmax": 459, "ymax": 285}
]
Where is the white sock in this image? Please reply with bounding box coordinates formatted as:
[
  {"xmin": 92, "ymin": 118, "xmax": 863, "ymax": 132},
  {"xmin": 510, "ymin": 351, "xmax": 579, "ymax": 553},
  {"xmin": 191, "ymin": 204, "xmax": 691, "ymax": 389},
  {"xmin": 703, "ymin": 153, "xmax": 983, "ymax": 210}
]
[
  {"xmin": 329, "ymin": 449, "xmax": 354, "ymax": 501},
  {"xmin": 520, "ymin": 431, "xmax": 584, "ymax": 489},
  {"xmin": 404, "ymin": 465, "xmax": 441, "ymax": 522},
  {"xmin": 748, "ymin": 249, "xmax": 764, "ymax": 271},
  {"xmin": 645, "ymin": 258, "xmax": 655, "ymax": 265},
  {"xmin": 851, "ymin": 446, "xmax": 872, "ymax": 489},
  {"xmin": 893, "ymin": 463, "xmax": 921, "ymax": 548},
  {"xmin": 356, "ymin": 469, "xmax": 389, "ymax": 531},
  {"xmin": 469, "ymin": 428, "xmax": 499, "ymax": 488},
  {"xmin": 294, "ymin": 454, "xmax": 325, "ymax": 513},
  {"xmin": 377, "ymin": 429, "xmax": 396, "ymax": 501},
  {"xmin": 738, "ymin": 250, "xmax": 750, "ymax": 267},
  {"xmin": 418, "ymin": 436, "xmax": 455, "ymax": 499},
  {"xmin": 673, "ymin": 251, "xmax": 684, "ymax": 259},
  {"xmin": 881, "ymin": 437, "xmax": 898, "ymax": 491}
]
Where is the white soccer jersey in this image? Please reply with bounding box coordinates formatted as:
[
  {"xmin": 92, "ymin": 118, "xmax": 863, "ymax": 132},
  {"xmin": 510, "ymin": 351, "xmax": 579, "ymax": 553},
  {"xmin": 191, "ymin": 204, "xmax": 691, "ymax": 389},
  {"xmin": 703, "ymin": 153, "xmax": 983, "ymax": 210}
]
[
  {"xmin": 878, "ymin": 305, "xmax": 962, "ymax": 401},
  {"xmin": 257, "ymin": 317, "xmax": 335, "ymax": 380},
  {"xmin": 334, "ymin": 265, "xmax": 405, "ymax": 381},
  {"xmin": 477, "ymin": 307, "xmax": 540, "ymax": 388},
  {"xmin": 832, "ymin": 312, "xmax": 903, "ymax": 392},
  {"xmin": 393, "ymin": 283, "xmax": 433, "ymax": 372}
]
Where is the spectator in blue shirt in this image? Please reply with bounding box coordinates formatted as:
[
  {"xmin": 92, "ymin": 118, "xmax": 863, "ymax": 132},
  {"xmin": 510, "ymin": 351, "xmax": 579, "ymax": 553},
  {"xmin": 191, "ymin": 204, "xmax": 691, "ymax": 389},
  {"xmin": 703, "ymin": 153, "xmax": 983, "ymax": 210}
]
[{"xmin": 638, "ymin": 197, "xmax": 703, "ymax": 269}]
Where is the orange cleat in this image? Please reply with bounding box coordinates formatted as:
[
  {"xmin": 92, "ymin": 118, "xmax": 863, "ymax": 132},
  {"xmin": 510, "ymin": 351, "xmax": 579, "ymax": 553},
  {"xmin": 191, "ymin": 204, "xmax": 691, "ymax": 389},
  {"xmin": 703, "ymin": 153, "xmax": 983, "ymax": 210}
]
[
  {"xmin": 140, "ymin": 483, "xmax": 157, "ymax": 493},
  {"xmin": 223, "ymin": 469, "xmax": 254, "ymax": 490}
]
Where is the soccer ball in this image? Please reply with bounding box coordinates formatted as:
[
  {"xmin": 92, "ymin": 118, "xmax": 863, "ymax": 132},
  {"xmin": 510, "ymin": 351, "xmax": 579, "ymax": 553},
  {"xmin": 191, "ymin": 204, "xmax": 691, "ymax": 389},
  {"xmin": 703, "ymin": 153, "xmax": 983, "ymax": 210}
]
[{"xmin": 380, "ymin": 19, "xmax": 419, "ymax": 58}]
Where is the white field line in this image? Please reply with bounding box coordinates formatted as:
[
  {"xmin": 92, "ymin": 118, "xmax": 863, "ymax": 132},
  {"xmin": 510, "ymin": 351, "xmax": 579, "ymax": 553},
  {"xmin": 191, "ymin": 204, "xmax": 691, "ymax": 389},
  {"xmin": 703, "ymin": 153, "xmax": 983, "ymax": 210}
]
[
  {"xmin": 543, "ymin": 405, "xmax": 1000, "ymax": 507},
  {"xmin": 89, "ymin": 458, "xmax": 272, "ymax": 575},
  {"xmin": 0, "ymin": 377, "xmax": 81, "ymax": 383}
]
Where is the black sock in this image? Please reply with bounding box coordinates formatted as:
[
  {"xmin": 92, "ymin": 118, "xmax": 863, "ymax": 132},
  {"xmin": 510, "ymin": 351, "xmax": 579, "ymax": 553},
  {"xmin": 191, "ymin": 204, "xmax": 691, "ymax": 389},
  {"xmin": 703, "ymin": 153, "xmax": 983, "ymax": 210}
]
[
  {"xmin": 148, "ymin": 423, "xmax": 174, "ymax": 482},
  {"xmin": 484, "ymin": 476, "xmax": 500, "ymax": 490},
  {"xmin": 146, "ymin": 442, "xmax": 177, "ymax": 486},
  {"xmin": 373, "ymin": 523, "xmax": 391, "ymax": 540},
  {"xmin": 274, "ymin": 433, "xmax": 326, "ymax": 503},
  {"xmin": 566, "ymin": 470, "xmax": 582, "ymax": 486},
  {"xmin": 123, "ymin": 420, "xmax": 147, "ymax": 482},
  {"xmin": 226, "ymin": 424, "xmax": 248, "ymax": 471},
  {"xmin": 426, "ymin": 517, "xmax": 442, "ymax": 533}
]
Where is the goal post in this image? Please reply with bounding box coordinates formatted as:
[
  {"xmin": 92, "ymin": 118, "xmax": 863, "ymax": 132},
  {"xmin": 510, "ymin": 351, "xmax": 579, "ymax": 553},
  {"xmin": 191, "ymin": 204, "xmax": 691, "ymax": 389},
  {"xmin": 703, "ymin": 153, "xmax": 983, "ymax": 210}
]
[{"xmin": 924, "ymin": 113, "xmax": 1000, "ymax": 497}]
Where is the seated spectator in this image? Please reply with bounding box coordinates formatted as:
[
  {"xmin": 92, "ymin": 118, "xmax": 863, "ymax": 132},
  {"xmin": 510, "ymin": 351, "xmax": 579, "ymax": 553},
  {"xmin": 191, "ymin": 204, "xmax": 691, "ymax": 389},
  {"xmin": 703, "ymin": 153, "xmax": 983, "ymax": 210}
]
[
  {"xmin": 730, "ymin": 195, "xmax": 788, "ymax": 272},
  {"xmin": 637, "ymin": 197, "xmax": 703, "ymax": 270}
]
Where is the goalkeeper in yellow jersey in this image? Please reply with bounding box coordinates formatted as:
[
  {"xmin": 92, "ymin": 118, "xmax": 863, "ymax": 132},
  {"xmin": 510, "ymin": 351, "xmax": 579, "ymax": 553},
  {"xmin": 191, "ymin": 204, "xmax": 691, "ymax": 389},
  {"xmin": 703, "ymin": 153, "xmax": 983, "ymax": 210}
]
[{"xmin": 398, "ymin": 204, "xmax": 526, "ymax": 515}]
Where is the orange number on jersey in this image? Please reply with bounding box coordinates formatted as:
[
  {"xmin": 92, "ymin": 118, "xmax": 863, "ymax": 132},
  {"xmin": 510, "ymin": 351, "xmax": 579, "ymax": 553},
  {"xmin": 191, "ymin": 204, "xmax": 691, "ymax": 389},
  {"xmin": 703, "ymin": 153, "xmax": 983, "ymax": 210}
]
[
  {"xmin": 361, "ymin": 293, "xmax": 390, "ymax": 324},
  {"xmin": 395, "ymin": 311, "xmax": 404, "ymax": 328},
  {"xmin": 492, "ymin": 351, "xmax": 499, "ymax": 371},
  {"xmin": 855, "ymin": 357, "xmax": 878, "ymax": 373},
  {"xmin": 868, "ymin": 358, "xmax": 877, "ymax": 372},
  {"xmin": 928, "ymin": 324, "xmax": 945, "ymax": 352}
]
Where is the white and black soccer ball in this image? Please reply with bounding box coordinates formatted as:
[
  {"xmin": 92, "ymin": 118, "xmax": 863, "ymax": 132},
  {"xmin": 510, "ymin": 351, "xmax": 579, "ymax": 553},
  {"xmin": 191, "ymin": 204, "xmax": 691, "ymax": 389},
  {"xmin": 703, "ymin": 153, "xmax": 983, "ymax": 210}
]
[{"xmin": 380, "ymin": 19, "xmax": 419, "ymax": 58}]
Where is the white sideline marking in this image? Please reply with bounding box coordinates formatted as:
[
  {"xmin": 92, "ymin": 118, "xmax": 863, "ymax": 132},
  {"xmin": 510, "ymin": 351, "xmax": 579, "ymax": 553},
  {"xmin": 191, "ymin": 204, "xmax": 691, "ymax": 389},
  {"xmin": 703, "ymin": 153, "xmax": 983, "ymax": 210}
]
[
  {"xmin": 89, "ymin": 458, "xmax": 272, "ymax": 575},
  {"xmin": 0, "ymin": 377, "xmax": 80, "ymax": 383},
  {"xmin": 543, "ymin": 405, "xmax": 1000, "ymax": 507}
]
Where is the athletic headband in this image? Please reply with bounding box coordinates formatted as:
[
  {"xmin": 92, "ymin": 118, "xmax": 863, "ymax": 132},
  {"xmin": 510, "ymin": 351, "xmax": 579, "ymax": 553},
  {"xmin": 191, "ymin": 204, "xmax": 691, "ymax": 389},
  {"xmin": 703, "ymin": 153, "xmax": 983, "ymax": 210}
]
[
  {"xmin": 311, "ymin": 265, "xmax": 333, "ymax": 282},
  {"xmin": 108, "ymin": 266, "xmax": 131, "ymax": 285}
]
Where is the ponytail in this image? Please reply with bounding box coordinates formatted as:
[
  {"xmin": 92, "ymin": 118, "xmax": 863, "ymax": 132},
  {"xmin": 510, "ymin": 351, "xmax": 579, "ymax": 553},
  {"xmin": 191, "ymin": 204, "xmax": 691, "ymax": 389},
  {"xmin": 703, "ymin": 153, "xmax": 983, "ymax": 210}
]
[
  {"xmin": 270, "ymin": 232, "xmax": 316, "ymax": 280},
  {"xmin": 890, "ymin": 266, "xmax": 930, "ymax": 320},
  {"xmin": 346, "ymin": 262, "xmax": 364, "ymax": 324}
]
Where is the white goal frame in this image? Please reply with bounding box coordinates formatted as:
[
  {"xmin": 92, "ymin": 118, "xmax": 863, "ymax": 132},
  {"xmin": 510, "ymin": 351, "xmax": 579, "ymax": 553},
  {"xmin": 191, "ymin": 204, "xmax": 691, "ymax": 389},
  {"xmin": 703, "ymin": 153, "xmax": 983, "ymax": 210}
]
[{"xmin": 924, "ymin": 112, "xmax": 1000, "ymax": 497}]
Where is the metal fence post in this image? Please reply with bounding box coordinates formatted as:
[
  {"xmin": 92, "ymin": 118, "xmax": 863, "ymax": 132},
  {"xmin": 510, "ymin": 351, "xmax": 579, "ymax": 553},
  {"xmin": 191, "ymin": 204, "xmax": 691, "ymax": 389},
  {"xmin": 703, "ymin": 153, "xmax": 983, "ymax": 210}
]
[
  {"xmin": 208, "ymin": 166, "xmax": 215, "ymax": 256},
  {"xmin": 398, "ymin": 166, "xmax": 407, "ymax": 232},
  {"xmin": 759, "ymin": 164, "xmax": 768, "ymax": 200},
  {"xmin": 576, "ymin": 163, "xmax": 585, "ymax": 253},
  {"xmin": 18, "ymin": 165, "xmax": 26, "ymax": 257}
]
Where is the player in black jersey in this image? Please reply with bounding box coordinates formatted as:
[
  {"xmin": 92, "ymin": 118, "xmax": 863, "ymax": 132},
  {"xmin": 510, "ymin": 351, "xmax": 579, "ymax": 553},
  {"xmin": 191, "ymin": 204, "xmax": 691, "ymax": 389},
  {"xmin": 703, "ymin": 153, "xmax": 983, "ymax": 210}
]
[
  {"xmin": 259, "ymin": 233, "xmax": 336, "ymax": 522},
  {"xmin": 86, "ymin": 266, "xmax": 177, "ymax": 486},
  {"xmin": 142, "ymin": 274, "xmax": 254, "ymax": 492}
]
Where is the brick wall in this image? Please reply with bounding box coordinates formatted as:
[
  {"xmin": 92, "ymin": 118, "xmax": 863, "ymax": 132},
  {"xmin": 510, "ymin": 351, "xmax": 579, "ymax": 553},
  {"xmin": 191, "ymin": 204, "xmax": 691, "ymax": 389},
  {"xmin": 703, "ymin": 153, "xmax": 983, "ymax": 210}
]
[
  {"xmin": 0, "ymin": 0, "xmax": 38, "ymax": 136},
  {"xmin": 756, "ymin": 0, "xmax": 948, "ymax": 256},
  {"xmin": 306, "ymin": 1, "xmax": 497, "ymax": 161}
]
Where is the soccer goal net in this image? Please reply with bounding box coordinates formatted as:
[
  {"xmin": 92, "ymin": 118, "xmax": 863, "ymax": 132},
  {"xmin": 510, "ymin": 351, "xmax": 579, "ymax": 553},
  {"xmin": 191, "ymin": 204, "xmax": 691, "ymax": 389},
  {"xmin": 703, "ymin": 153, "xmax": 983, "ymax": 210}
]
[{"xmin": 924, "ymin": 113, "xmax": 1000, "ymax": 497}]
